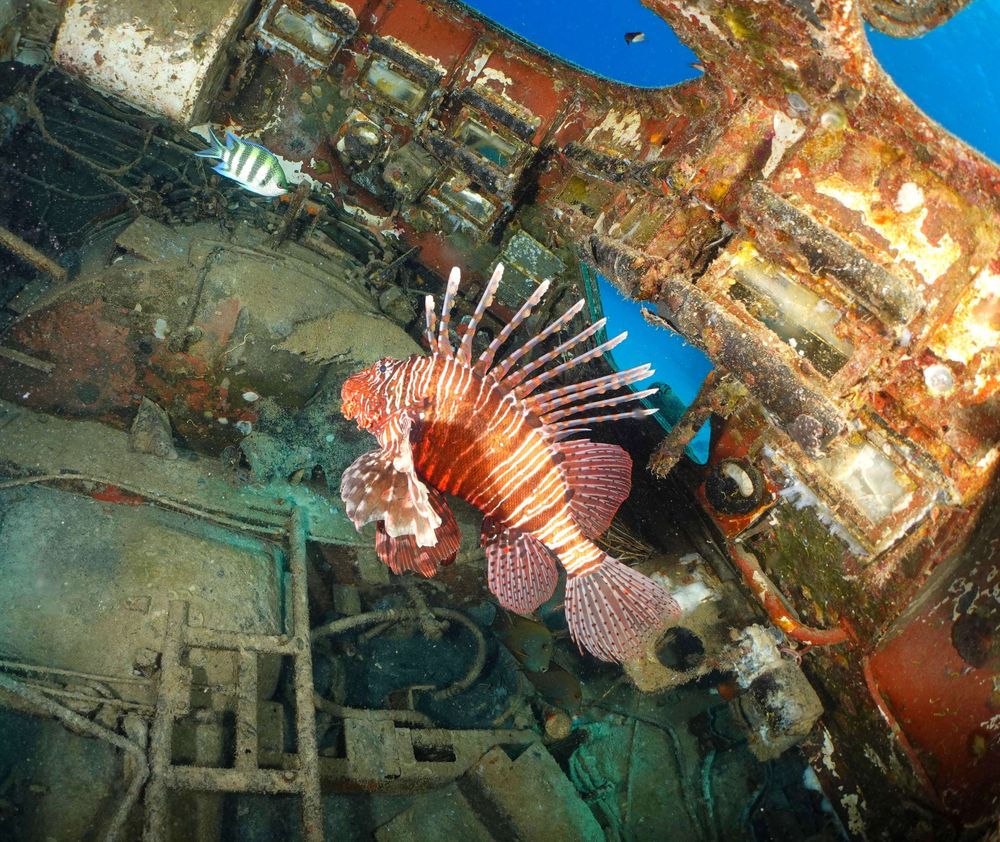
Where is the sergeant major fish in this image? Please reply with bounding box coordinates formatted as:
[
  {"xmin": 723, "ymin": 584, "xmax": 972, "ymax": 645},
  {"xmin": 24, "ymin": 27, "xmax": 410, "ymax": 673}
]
[
  {"xmin": 194, "ymin": 128, "xmax": 290, "ymax": 197},
  {"xmin": 339, "ymin": 264, "xmax": 682, "ymax": 663}
]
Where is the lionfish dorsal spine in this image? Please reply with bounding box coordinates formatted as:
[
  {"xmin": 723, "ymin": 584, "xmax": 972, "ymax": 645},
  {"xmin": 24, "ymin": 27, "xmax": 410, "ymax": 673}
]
[
  {"xmin": 543, "ymin": 388, "xmax": 659, "ymax": 423},
  {"xmin": 528, "ymin": 364, "xmax": 653, "ymax": 414},
  {"xmin": 549, "ymin": 406, "xmax": 658, "ymax": 433},
  {"xmin": 492, "ymin": 298, "xmax": 586, "ymax": 383},
  {"xmin": 513, "ymin": 329, "xmax": 626, "ymax": 398},
  {"xmin": 424, "ymin": 295, "xmax": 438, "ymax": 351},
  {"xmin": 457, "ymin": 263, "xmax": 505, "ymax": 365},
  {"xmin": 436, "ymin": 266, "xmax": 462, "ymax": 356},
  {"xmin": 474, "ymin": 278, "xmax": 550, "ymax": 376},
  {"xmin": 505, "ymin": 317, "xmax": 607, "ymax": 394},
  {"xmin": 425, "ymin": 264, "xmax": 659, "ymax": 434}
]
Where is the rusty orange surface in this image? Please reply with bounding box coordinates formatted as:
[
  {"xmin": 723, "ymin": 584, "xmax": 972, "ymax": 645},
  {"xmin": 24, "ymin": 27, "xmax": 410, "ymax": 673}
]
[{"xmin": 869, "ymin": 585, "xmax": 1000, "ymax": 823}]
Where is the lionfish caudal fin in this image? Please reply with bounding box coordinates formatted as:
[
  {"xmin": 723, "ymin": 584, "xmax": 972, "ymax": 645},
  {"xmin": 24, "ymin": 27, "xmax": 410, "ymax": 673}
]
[
  {"xmin": 565, "ymin": 556, "xmax": 682, "ymax": 662},
  {"xmin": 376, "ymin": 486, "xmax": 460, "ymax": 576},
  {"xmin": 423, "ymin": 264, "xmax": 660, "ymax": 435},
  {"xmin": 481, "ymin": 517, "xmax": 559, "ymax": 614},
  {"xmin": 340, "ymin": 409, "xmax": 443, "ymax": 547}
]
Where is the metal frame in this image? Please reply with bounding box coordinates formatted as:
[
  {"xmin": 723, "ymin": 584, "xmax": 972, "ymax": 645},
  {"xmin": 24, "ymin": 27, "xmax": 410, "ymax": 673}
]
[{"xmin": 143, "ymin": 508, "xmax": 323, "ymax": 842}]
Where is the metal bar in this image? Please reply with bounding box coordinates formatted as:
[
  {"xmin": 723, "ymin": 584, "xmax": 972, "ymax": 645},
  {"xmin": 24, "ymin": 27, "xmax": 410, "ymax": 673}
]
[
  {"xmin": 0, "ymin": 346, "xmax": 55, "ymax": 373},
  {"xmin": 166, "ymin": 766, "xmax": 300, "ymax": 795},
  {"xmin": 288, "ymin": 507, "xmax": 324, "ymax": 842},
  {"xmin": 860, "ymin": 657, "xmax": 944, "ymax": 809},
  {"xmin": 184, "ymin": 627, "xmax": 296, "ymax": 655},
  {"xmin": 648, "ymin": 370, "xmax": 718, "ymax": 478},
  {"xmin": 0, "ymin": 223, "xmax": 68, "ymax": 282},
  {"xmin": 727, "ymin": 542, "xmax": 851, "ymax": 646},
  {"xmin": 0, "ymin": 657, "xmax": 152, "ymax": 686},
  {"xmin": 143, "ymin": 600, "xmax": 189, "ymax": 842},
  {"xmin": 588, "ymin": 233, "xmax": 847, "ymax": 456},
  {"xmin": 235, "ymin": 652, "xmax": 259, "ymax": 771},
  {"xmin": 139, "ymin": 514, "xmax": 323, "ymax": 839}
]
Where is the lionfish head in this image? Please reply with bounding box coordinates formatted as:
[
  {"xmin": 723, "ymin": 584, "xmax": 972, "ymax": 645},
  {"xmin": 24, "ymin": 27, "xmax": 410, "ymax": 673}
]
[{"xmin": 340, "ymin": 357, "xmax": 404, "ymax": 430}]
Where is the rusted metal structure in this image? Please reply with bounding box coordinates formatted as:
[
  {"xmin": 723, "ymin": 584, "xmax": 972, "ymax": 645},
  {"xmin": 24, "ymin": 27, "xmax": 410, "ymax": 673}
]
[{"xmin": 0, "ymin": 0, "xmax": 997, "ymax": 838}]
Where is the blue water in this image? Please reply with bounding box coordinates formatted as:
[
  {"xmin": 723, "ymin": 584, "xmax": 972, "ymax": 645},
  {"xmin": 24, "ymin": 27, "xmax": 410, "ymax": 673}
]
[
  {"xmin": 457, "ymin": 0, "xmax": 700, "ymax": 88},
  {"xmin": 597, "ymin": 276, "xmax": 713, "ymax": 462},
  {"xmin": 866, "ymin": 0, "xmax": 1000, "ymax": 163}
]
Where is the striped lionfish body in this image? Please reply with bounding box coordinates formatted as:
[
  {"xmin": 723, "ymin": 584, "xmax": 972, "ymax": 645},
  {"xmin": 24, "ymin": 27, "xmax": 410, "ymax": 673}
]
[
  {"xmin": 194, "ymin": 128, "xmax": 290, "ymax": 198},
  {"xmin": 340, "ymin": 265, "xmax": 681, "ymax": 662}
]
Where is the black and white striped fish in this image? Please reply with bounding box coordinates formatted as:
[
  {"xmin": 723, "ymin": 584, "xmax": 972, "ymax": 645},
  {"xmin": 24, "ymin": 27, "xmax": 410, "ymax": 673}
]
[{"xmin": 194, "ymin": 128, "xmax": 290, "ymax": 198}]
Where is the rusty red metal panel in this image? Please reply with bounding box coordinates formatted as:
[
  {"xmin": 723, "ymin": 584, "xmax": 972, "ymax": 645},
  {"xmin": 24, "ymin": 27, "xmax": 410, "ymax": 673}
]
[
  {"xmin": 376, "ymin": 0, "xmax": 478, "ymax": 74},
  {"xmin": 338, "ymin": 0, "xmax": 370, "ymax": 16},
  {"xmin": 0, "ymin": 300, "xmax": 139, "ymax": 422},
  {"xmin": 867, "ymin": 505, "xmax": 1000, "ymax": 823},
  {"xmin": 473, "ymin": 50, "xmax": 563, "ymax": 130}
]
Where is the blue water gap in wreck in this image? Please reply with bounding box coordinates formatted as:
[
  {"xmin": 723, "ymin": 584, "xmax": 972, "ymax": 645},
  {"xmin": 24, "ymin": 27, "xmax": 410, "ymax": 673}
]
[
  {"xmin": 866, "ymin": 0, "xmax": 1000, "ymax": 164},
  {"xmin": 596, "ymin": 274, "xmax": 714, "ymax": 463}
]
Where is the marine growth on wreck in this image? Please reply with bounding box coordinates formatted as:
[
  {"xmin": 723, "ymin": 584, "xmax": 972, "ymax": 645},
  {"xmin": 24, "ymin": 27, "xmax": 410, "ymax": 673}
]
[{"xmin": 0, "ymin": 1, "xmax": 997, "ymax": 841}]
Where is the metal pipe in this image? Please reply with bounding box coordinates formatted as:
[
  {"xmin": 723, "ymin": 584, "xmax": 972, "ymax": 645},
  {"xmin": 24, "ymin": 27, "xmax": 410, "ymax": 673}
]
[
  {"xmin": 167, "ymin": 766, "xmax": 300, "ymax": 795},
  {"xmin": 728, "ymin": 542, "xmax": 850, "ymax": 646},
  {"xmin": 184, "ymin": 627, "xmax": 296, "ymax": 654},
  {"xmin": 0, "ymin": 673, "xmax": 148, "ymax": 842},
  {"xmin": 311, "ymin": 606, "xmax": 487, "ymax": 700},
  {"xmin": 235, "ymin": 651, "xmax": 259, "ymax": 771},
  {"xmin": 143, "ymin": 600, "xmax": 188, "ymax": 842},
  {"xmin": 648, "ymin": 370, "xmax": 718, "ymax": 478},
  {"xmin": 0, "ymin": 224, "xmax": 68, "ymax": 283},
  {"xmin": 588, "ymin": 233, "xmax": 846, "ymax": 456},
  {"xmin": 289, "ymin": 507, "xmax": 324, "ymax": 842},
  {"xmin": 313, "ymin": 693, "xmax": 435, "ymax": 728}
]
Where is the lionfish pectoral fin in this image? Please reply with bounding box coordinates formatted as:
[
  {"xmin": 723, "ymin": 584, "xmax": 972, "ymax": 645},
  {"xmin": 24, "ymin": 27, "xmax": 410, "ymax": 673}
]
[
  {"xmin": 376, "ymin": 487, "xmax": 460, "ymax": 577},
  {"xmin": 558, "ymin": 440, "xmax": 633, "ymax": 538},
  {"xmin": 564, "ymin": 556, "xmax": 682, "ymax": 662},
  {"xmin": 482, "ymin": 518, "xmax": 559, "ymax": 614},
  {"xmin": 373, "ymin": 404, "xmax": 428, "ymax": 460},
  {"xmin": 339, "ymin": 419, "xmax": 441, "ymax": 548}
]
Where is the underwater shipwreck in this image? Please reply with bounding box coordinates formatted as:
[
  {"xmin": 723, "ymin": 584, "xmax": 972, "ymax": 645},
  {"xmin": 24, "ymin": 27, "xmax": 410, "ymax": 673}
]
[{"xmin": 0, "ymin": 0, "xmax": 997, "ymax": 839}]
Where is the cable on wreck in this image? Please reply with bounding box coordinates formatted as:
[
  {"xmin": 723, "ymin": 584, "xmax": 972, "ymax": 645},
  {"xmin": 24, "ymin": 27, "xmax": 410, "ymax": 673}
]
[
  {"xmin": 0, "ymin": 473, "xmax": 286, "ymax": 536},
  {"xmin": 0, "ymin": 673, "xmax": 148, "ymax": 842},
  {"xmin": 310, "ymin": 606, "xmax": 487, "ymax": 701},
  {"xmin": 312, "ymin": 693, "xmax": 434, "ymax": 728},
  {"xmin": 26, "ymin": 66, "xmax": 154, "ymax": 182}
]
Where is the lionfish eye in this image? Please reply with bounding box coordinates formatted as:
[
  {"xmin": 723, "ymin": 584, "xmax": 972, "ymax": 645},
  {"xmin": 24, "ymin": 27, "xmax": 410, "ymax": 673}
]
[{"xmin": 377, "ymin": 361, "xmax": 389, "ymax": 374}]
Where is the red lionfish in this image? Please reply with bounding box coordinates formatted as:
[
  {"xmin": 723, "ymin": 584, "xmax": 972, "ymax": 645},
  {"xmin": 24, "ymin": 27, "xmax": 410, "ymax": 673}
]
[{"xmin": 339, "ymin": 265, "xmax": 681, "ymax": 661}]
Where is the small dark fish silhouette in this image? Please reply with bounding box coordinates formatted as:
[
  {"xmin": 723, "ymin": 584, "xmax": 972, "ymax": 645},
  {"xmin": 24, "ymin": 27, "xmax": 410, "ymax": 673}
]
[
  {"xmin": 624, "ymin": 32, "xmax": 645, "ymax": 45},
  {"xmin": 526, "ymin": 664, "xmax": 583, "ymax": 712},
  {"xmin": 494, "ymin": 612, "xmax": 554, "ymax": 673}
]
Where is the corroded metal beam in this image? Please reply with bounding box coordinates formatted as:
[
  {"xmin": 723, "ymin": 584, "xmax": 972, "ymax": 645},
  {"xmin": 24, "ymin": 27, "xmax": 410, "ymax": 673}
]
[{"xmin": 588, "ymin": 233, "xmax": 847, "ymax": 456}]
